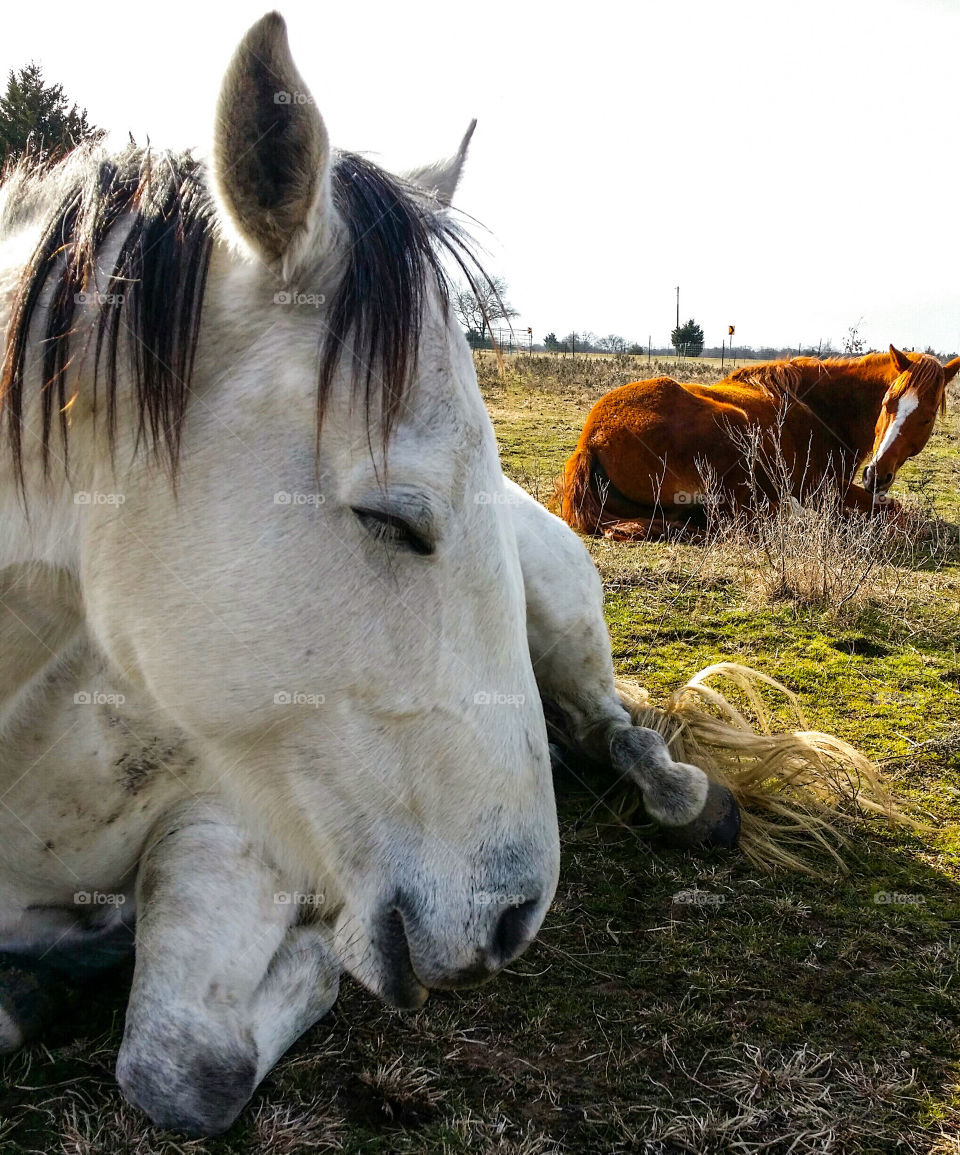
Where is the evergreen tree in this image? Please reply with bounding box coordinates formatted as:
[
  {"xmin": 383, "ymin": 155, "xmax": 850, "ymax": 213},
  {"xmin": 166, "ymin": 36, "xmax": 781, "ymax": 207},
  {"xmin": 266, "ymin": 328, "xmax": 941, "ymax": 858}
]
[
  {"xmin": 671, "ymin": 318, "xmax": 705, "ymax": 358},
  {"xmin": 0, "ymin": 63, "xmax": 102, "ymax": 165}
]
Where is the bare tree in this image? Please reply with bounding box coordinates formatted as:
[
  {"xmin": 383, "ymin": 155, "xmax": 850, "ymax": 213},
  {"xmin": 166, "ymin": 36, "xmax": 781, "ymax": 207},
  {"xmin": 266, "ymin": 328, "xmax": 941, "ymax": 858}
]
[
  {"xmin": 843, "ymin": 321, "xmax": 865, "ymax": 357},
  {"xmin": 562, "ymin": 331, "xmax": 598, "ymax": 354},
  {"xmin": 452, "ymin": 275, "xmax": 519, "ymax": 343}
]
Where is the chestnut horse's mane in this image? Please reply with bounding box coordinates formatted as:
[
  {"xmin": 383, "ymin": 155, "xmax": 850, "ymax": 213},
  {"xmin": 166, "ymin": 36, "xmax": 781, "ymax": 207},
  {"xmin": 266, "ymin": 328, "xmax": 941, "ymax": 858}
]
[
  {"xmin": 725, "ymin": 351, "xmax": 948, "ymax": 417},
  {"xmin": 725, "ymin": 361, "xmax": 805, "ymax": 403},
  {"xmin": 883, "ymin": 352, "xmax": 950, "ymax": 416}
]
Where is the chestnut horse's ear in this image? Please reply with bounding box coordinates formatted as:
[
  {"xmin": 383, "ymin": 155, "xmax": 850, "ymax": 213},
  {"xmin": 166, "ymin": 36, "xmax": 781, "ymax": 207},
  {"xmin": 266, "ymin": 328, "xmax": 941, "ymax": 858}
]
[
  {"xmin": 944, "ymin": 356, "xmax": 960, "ymax": 383},
  {"xmin": 889, "ymin": 345, "xmax": 912, "ymax": 374}
]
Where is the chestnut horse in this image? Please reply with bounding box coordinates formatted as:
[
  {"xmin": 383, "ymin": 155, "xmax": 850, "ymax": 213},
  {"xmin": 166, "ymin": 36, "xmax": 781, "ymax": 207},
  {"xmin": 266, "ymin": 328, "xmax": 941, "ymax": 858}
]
[{"xmin": 558, "ymin": 347, "xmax": 959, "ymax": 539}]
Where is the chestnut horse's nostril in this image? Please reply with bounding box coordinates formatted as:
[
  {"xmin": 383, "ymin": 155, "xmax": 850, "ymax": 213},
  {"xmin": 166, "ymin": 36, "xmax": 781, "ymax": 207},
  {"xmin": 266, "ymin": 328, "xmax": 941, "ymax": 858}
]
[
  {"xmin": 863, "ymin": 465, "xmax": 894, "ymax": 493},
  {"xmin": 490, "ymin": 895, "xmax": 541, "ymax": 966}
]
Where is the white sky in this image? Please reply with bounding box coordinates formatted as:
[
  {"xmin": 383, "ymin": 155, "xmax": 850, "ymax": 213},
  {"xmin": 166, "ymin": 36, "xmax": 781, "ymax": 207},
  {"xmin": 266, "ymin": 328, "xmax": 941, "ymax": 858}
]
[{"xmin": 3, "ymin": 0, "xmax": 959, "ymax": 352}]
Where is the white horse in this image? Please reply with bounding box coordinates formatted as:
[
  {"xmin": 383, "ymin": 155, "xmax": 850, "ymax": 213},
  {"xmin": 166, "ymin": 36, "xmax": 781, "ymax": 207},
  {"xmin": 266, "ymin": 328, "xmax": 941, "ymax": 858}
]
[{"xmin": 0, "ymin": 13, "xmax": 737, "ymax": 1135}]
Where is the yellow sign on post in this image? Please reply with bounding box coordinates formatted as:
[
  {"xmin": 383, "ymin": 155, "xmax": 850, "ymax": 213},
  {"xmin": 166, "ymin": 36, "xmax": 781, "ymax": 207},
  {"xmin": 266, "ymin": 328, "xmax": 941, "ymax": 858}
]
[{"xmin": 728, "ymin": 325, "xmax": 735, "ymax": 337}]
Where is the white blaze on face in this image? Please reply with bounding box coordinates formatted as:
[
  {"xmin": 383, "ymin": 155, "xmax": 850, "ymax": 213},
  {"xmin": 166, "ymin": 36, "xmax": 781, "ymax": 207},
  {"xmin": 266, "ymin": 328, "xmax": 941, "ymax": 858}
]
[{"xmin": 870, "ymin": 390, "xmax": 920, "ymax": 467}]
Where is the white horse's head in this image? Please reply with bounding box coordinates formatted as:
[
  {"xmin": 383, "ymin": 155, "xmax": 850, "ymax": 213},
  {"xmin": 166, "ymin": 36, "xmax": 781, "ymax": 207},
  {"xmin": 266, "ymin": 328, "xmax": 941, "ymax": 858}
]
[{"xmin": 10, "ymin": 14, "xmax": 558, "ymax": 1006}]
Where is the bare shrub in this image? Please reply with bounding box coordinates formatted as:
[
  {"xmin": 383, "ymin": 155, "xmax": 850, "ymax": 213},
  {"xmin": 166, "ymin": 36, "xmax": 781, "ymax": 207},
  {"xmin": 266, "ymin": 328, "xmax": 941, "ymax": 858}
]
[{"xmin": 698, "ymin": 416, "xmax": 959, "ymax": 616}]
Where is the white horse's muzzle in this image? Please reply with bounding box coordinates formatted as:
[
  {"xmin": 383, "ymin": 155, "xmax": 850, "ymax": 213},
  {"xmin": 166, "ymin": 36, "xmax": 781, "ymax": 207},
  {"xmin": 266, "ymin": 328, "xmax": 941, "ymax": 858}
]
[{"xmin": 369, "ymin": 882, "xmax": 550, "ymax": 1008}]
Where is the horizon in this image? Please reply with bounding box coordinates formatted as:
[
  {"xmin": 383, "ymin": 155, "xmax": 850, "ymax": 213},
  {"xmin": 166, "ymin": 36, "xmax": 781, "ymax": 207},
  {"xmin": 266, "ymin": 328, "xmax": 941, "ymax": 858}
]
[{"xmin": 3, "ymin": 0, "xmax": 957, "ymax": 354}]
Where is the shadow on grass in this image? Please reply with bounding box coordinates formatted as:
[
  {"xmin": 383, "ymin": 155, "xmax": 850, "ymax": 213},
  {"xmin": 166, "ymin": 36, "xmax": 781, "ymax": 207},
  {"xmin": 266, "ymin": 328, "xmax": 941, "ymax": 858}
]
[{"xmin": 1, "ymin": 753, "xmax": 956, "ymax": 1153}]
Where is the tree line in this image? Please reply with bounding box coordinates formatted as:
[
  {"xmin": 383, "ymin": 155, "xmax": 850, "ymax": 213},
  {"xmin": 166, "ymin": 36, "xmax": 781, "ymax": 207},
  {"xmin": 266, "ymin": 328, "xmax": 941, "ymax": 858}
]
[{"xmin": 455, "ymin": 281, "xmax": 959, "ymax": 363}]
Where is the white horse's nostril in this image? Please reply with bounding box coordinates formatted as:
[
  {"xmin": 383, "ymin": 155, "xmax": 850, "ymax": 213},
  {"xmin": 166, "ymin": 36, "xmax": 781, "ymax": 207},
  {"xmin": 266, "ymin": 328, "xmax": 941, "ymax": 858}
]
[{"xmin": 490, "ymin": 895, "xmax": 541, "ymax": 966}]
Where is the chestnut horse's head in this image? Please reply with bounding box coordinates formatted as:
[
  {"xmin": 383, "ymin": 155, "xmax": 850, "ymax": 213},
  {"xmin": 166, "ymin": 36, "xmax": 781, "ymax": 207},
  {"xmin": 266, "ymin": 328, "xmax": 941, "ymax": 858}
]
[{"xmin": 862, "ymin": 346, "xmax": 960, "ymax": 494}]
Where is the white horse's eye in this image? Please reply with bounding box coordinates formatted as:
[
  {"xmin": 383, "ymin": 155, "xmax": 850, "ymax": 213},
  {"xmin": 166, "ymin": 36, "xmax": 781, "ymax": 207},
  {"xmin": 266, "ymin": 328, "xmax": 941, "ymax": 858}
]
[{"xmin": 353, "ymin": 508, "xmax": 434, "ymax": 555}]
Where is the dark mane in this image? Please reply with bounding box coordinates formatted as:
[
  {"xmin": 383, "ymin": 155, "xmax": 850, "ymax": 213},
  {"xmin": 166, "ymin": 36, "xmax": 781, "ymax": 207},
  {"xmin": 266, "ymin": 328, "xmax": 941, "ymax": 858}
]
[
  {"xmin": 0, "ymin": 144, "xmax": 485, "ymax": 483},
  {"xmin": 322, "ymin": 151, "xmax": 482, "ymax": 450}
]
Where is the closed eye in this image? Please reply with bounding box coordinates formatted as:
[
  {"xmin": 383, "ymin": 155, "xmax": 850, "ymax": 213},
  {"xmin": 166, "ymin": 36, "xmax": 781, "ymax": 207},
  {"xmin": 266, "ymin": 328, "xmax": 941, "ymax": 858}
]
[{"xmin": 353, "ymin": 507, "xmax": 434, "ymax": 556}]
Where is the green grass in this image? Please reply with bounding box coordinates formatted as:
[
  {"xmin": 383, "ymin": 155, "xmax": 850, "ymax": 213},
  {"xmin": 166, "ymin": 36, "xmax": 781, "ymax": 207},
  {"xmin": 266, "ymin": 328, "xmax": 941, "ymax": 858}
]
[{"xmin": 2, "ymin": 360, "xmax": 959, "ymax": 1154}]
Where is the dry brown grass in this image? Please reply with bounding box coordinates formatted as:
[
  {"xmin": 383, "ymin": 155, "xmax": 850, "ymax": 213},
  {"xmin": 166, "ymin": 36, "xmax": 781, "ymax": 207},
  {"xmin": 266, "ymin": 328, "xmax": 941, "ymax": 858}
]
[
  {"xmin": 687, "ymin": 418, "xmax": 960, "ymax": 617},
  {"xmin": 474, "ymin": 352, "xmax": 726, "ymax": 399},
  {"xmin": 612, "ymin": 1042, "xmax": 926, "ymax": 1154}
]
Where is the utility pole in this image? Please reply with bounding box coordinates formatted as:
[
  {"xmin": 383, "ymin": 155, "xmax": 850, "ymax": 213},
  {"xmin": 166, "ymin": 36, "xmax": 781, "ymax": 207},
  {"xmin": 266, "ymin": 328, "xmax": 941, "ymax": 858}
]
[{"xmin": 675, "ymin": 286, "xmax": 679, "ymax": 333}]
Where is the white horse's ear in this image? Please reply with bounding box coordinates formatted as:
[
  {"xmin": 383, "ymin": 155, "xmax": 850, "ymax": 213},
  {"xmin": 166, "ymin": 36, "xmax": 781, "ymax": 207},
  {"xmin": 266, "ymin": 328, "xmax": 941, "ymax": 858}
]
[
  {"xmin": 212, "ymin": 12, "xmax": 333, "ymax": 276},
  {"xmin": 404, "ymin": 119, "xmax": 476, "ymax": 207}
]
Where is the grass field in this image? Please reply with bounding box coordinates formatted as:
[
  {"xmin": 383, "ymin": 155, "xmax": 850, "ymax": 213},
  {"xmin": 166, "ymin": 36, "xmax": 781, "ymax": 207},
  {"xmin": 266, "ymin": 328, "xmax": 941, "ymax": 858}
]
[{"xmin": 1, "ymin": 353, "xmax": 958, "ymax": 1154}]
